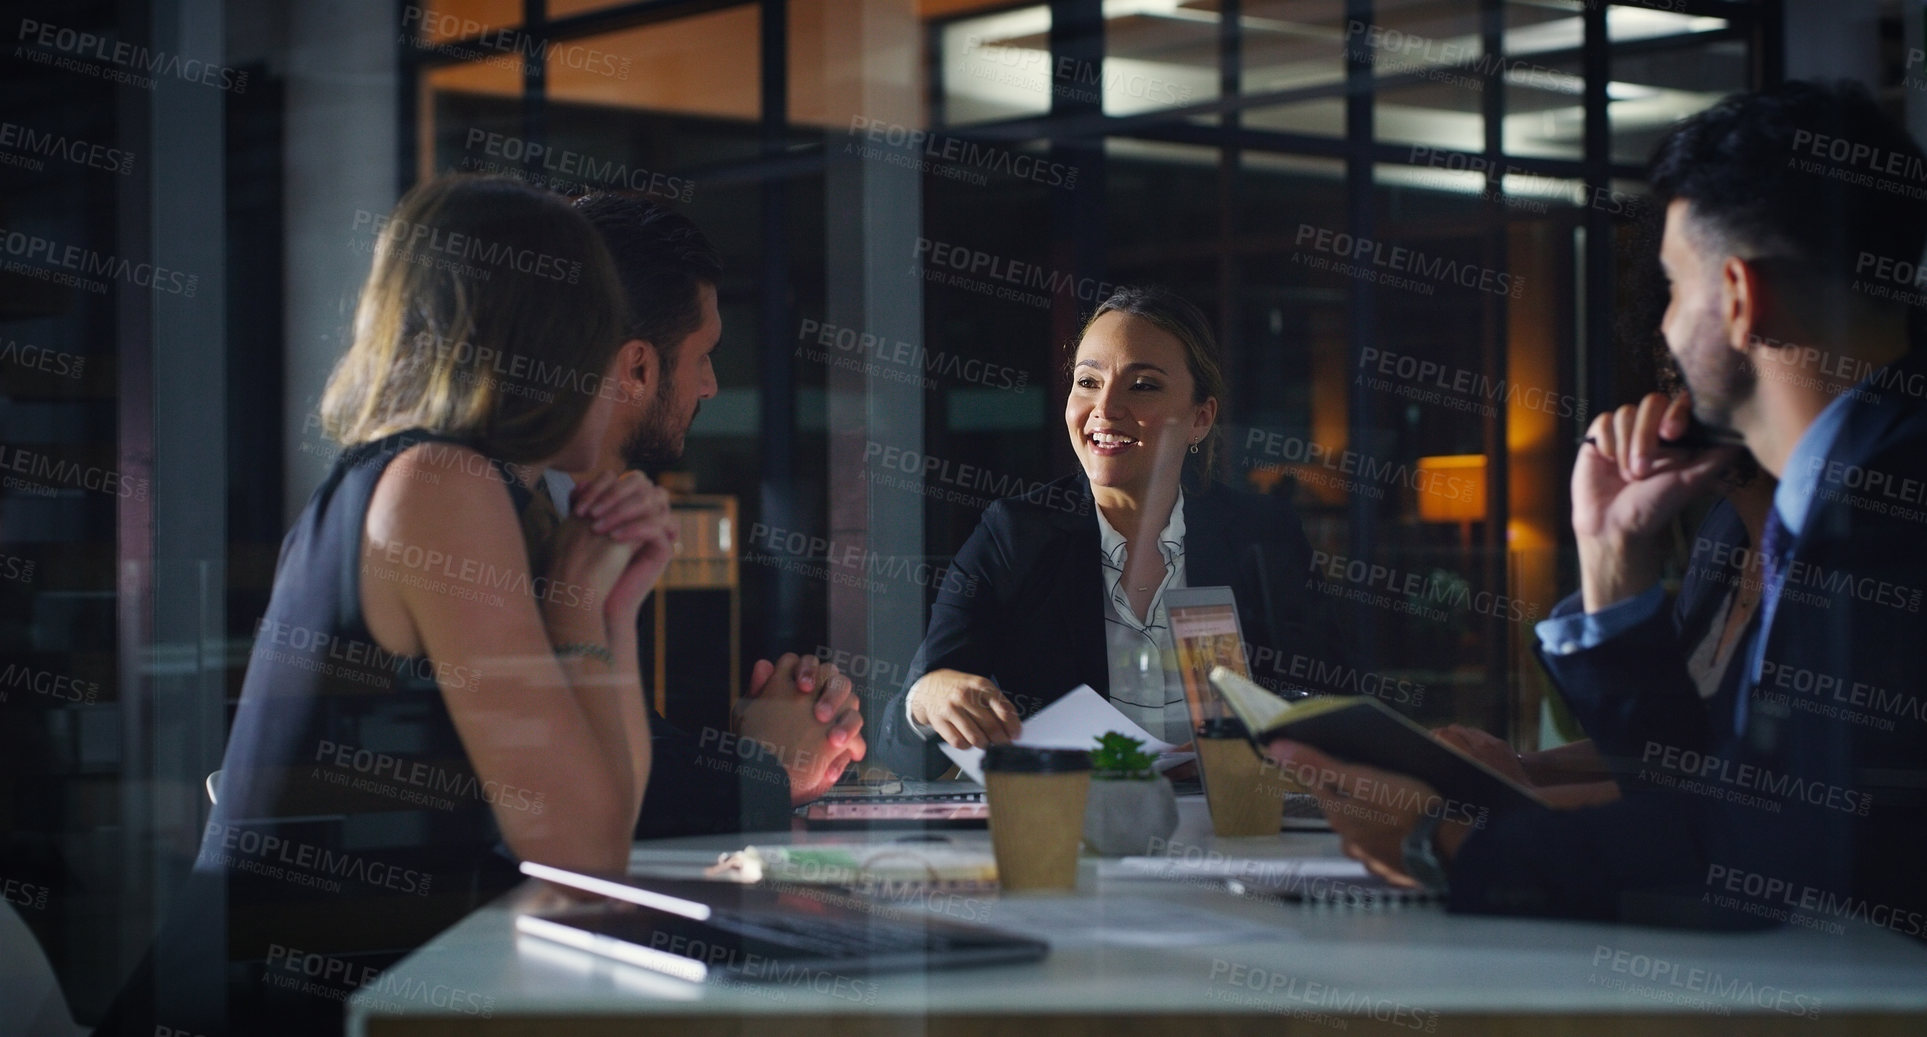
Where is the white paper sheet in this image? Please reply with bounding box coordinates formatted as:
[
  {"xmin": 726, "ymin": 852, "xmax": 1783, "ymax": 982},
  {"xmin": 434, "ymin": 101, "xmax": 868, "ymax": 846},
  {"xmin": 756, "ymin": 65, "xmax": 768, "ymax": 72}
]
[
  {"xmin": 1098, "ymin": 855, "xmax": 1419, "ymax": 901},
  {"xmin": 962, "ymin": 893, "xmax": 1291, "ymax": 948},
  {"xmin": 1099, "ymin": 856, "xmax": 1373, "ymax": 883},
  {"xmin": 941, "ymin": 685, "xmax": 1187, "ymax": 785}
]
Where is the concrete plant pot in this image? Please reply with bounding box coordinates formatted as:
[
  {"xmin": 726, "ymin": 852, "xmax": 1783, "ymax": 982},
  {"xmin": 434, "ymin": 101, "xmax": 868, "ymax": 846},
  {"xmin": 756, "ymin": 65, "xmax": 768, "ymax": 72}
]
[{"xmin": 1082, "ymin": 775, "xmax": 1179, "ymax": 856}]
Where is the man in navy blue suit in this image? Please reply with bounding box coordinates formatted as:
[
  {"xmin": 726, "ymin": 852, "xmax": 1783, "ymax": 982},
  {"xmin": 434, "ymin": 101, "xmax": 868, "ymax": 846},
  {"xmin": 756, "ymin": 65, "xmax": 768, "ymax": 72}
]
[{"xmin": 1269, "ymin": 80, "xmax": 1927, "ymax": 937}]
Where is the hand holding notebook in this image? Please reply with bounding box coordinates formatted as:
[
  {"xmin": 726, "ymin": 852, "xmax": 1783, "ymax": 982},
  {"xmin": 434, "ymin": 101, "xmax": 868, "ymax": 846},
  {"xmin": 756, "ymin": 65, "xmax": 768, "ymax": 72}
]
[{"xmin": 1208, "ymin": 667, "xmax": 1546, "ymax": 817}]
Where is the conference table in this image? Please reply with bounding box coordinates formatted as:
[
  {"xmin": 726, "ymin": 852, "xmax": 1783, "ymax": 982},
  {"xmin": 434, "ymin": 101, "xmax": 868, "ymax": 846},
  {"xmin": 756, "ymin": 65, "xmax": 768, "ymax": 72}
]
[{"xmin": 347, "ymin": 796, "xmax": 1927, "ymax": 1036}]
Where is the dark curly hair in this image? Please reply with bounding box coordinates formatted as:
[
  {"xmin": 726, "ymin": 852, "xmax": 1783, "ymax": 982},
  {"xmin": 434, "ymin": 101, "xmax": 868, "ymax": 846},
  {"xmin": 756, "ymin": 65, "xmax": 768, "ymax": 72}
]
[
  {"xmin": 1648, "ymin": 80, "xmax": 1927, "ymax": 297},
  {"xmin": 572, "ymin": 192, "xmax": 722, "ymax": 376}
]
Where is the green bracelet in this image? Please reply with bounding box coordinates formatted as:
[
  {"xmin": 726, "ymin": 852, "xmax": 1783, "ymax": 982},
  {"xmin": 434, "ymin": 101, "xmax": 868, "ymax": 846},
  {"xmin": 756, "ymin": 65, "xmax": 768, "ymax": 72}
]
[{"xmin": 554, "ymin": 642, "xmax": 614, "ymax": 666}]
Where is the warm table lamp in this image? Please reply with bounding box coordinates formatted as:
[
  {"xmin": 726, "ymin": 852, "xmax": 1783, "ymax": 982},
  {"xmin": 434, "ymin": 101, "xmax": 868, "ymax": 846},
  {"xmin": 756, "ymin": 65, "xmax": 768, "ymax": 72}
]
[{"xmin": 1415, "ymin": 454, "xmax": 1488, "ymax": 550}]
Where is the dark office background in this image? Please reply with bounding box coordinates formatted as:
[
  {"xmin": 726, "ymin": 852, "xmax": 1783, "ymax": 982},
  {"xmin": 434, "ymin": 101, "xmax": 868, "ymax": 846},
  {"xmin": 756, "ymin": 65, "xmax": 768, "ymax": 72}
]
[{"xmin": 1, "ymin": 0, "xmax": 1918, "ymax": 1021}]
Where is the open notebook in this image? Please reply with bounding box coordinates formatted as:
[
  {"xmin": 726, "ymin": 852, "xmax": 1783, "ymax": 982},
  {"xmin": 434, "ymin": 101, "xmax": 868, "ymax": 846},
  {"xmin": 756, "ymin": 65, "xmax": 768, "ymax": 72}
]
[{"xmin": 1209, "ymin": 666, "xmax": 1547, "ymax": 816}]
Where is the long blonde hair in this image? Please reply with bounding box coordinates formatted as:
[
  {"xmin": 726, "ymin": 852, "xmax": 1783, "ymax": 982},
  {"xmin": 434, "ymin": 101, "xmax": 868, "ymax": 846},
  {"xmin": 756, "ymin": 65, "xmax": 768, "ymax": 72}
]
[{"xmin": 320, "ymin": 175, "xmax": 629, "ymax": 464}]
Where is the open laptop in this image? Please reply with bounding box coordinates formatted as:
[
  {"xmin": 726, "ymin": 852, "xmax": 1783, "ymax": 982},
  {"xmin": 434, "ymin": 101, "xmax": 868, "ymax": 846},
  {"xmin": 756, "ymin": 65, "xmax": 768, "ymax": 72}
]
[
  {"xmin": 801, "ymin": 779, "xmax": 989, "ymax": 828},
  {"xmin": 514, "ymin": 861, "xmax": 1048, "ymax": 983}
]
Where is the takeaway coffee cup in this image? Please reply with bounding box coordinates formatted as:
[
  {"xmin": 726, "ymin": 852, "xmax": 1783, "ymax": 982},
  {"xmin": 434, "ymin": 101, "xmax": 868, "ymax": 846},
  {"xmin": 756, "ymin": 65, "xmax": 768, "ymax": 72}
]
[
  {"xmin": 983, "ymin": 746, "xmax": 1091, "ymax": 891},
  {"xmin": 1195, "ymin": 718, "xmax": 1293, "ymax": 836}
]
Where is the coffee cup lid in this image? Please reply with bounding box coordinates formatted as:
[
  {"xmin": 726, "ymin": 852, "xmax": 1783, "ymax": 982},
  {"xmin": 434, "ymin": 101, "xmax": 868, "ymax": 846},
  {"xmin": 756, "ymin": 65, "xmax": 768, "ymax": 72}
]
[
  {"xmin": 983, "ymin": 746, "xmax": 1091, "ymax": 774},
  {"xmin": 1196, "ymin": 717, "xmax": 1249, "ymax": 739}
]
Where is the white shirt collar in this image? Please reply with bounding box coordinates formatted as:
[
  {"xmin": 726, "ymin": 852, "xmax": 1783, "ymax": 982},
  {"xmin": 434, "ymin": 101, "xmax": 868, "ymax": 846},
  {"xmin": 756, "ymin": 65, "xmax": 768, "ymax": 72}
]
[{"xmin": 1094, "ymin": 490, "xmax": 1186, "ymax": 567}]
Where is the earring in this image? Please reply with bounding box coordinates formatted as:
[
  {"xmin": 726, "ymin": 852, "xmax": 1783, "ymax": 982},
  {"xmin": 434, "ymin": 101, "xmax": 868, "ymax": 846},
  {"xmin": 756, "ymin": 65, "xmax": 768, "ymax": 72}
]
[{"xmin": 1189, "ymin": 441, "xmax": 1200, "ymax": 454}]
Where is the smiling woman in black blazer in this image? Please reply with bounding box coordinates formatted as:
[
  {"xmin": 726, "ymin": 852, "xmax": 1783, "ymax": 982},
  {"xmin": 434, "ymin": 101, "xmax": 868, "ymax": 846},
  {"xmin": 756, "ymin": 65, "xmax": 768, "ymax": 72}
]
[{"xmin": 878, "ymin": 286, "xmax": 1344, "ymax": 779}]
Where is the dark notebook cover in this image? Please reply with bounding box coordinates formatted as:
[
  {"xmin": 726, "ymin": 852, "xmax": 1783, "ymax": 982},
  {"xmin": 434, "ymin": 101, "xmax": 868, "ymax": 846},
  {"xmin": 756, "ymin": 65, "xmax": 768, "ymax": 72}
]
[{"xmin": 1210, "ymin": 666, "xmax": 1547, "ymax": 816}]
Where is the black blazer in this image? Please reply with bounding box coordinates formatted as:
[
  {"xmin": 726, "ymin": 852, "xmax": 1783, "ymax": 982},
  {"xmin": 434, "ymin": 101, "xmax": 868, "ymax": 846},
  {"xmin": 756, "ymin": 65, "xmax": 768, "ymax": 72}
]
[
  {"xmin": 877, "ymin": 472, "xmax": 1348, "ymax": 778},
  {"xmin": 1454, "ymin": 349, "xmax": 1927, "ymax": 932}
]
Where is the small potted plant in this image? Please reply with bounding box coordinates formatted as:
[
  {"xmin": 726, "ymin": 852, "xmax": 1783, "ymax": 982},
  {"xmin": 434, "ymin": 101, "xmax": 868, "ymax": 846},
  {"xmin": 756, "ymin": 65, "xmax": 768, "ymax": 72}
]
[{"xmin": 1081, "ymin": 732, "xmax": 1179, "ymax": 856}]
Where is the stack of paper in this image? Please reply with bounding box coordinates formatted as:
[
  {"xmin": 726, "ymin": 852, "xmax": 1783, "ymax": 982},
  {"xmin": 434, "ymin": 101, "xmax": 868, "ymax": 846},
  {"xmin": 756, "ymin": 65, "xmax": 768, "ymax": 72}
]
[{"xmin": 940, "ymin": 685, "xmax": 1195, "ymax": 784}]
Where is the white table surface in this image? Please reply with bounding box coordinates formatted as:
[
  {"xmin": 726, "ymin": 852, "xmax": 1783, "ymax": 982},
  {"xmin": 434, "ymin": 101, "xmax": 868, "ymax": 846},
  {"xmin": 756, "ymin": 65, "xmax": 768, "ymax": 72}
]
[{"xmin": 347, "ymin": 796, "xmax": 1927, "ymax": 1036}]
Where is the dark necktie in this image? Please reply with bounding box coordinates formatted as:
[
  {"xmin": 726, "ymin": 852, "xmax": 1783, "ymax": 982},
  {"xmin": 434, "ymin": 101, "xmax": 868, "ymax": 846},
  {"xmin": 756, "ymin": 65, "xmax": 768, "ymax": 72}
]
[
  {"xmin": 1757, "ymin": 507, "xmax": 1790, "ymax": 602},
  {"xmin": 1739, "ymin": 507, "xmax": 1792, "ymax": 735}
]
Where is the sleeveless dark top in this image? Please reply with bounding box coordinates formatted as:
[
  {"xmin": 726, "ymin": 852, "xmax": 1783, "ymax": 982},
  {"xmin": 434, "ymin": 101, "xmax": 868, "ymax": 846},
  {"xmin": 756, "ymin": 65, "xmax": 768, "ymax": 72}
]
[{"xmin": 197, "ymin": 429, "xmax": 527, "ymax": 1029}]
